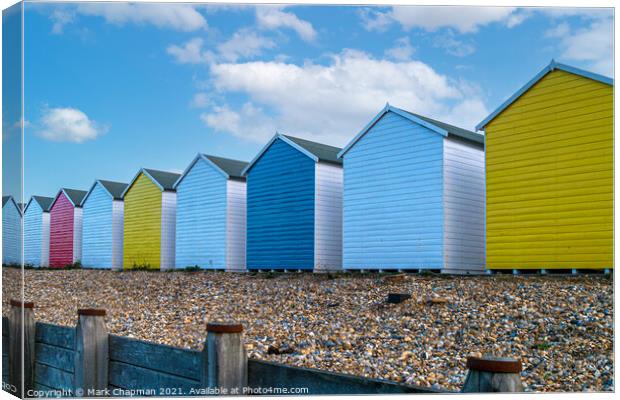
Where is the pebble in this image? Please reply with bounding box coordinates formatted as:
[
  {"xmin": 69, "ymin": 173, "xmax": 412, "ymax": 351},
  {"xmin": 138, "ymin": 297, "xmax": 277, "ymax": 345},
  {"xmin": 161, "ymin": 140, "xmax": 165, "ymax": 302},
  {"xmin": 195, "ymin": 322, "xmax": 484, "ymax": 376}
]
[{"xmin": 1, "ymin": 269, "xmax": 613, "ymax": 392}]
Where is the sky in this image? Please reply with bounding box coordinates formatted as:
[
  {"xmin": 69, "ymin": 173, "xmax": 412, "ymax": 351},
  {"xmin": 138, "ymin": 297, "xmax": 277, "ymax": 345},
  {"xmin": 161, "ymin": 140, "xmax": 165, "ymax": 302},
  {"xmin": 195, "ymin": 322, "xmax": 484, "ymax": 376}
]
[{"xmin": 3, "ymin": 2, "xmax": 615, "ymax": 201}]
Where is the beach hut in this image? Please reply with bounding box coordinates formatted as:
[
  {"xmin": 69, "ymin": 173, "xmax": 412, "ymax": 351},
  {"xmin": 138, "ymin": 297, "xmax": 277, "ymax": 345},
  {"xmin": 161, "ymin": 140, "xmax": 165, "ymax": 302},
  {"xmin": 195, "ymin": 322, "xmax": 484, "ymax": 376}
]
[
  {"xmin": 23, "ymin": 195, "xmax": 53, "ymax": 267},
  {"xmin": 2, "ymin": 195, "xmax": 22, "ymax": 265},
  {"xmin": 243, "ymin": 133, "xmax": 343, "ymax": 271},
  {"xmin": 81, "ymin": 180, "xmax": 128, "ymax": 269},
  {"xmin": 122, "ymin": 168, "xmax": 181, "ymax": 270},
  {"xmin": 338, "ymin": 104, "xmax": 485, "ymax": 273},
  {"xmin": 476, "ymin": 61, "xmax": 613, "ymax": 272},
  {"xmin": 49, "ymin": 188, "xmax": 87, "ymax": 268},
  {"xmin": 174, "ymin": 154, "xmax": 248, "ymax": 271}
]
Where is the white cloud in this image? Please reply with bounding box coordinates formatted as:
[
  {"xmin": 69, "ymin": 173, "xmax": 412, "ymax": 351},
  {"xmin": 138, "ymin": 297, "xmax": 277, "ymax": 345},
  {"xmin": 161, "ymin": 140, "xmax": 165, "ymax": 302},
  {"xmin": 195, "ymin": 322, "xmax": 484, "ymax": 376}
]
[
  {"xmin": 48, "ymin": 3, "xmax": 207, "ymax": 33},
  {"xmin": 218, "ymin": 29, "xmax": 276, "ymax": 62},
  {"xmin": 385, "ymin": 37, "xmax": 415, "ymax": 61},
  {"xmin": 201, "ymin": 50, "xmax": 487, "ymax": 144},
  {"xmin": 548, "ymin": 18, "xmax": 613, "ymax": 76},
  {"xmin": 256, "ymin": 6, "xmax": 317, "ymax": 42},
  {"xmin": 545, "ymin": 23, "xmax": 570, "ymax": 38},
  {"xmin": 38, "ymin": 107, "xmax": 105, "ymax": 143},
  {"xmin": 191, "ymin": 92, "xmax": 211, "ymax": 108},
  {"xmin": 168, "ymin": 29, "xmax": 276, "ymax": 65},
  {"xmin": 50, "ymin": 9, "xmax": 75, "ymax": 34},
  {"xmin": 361, "ymin": 6, "xmax": 522, "ymax": 33},
  {"xmin": 167, "ymin": 38, "xmax": 214, "ymax": 64},
  {"xmin": 433, "ymin": 32, "xmax": 476, "ymax": 57}
]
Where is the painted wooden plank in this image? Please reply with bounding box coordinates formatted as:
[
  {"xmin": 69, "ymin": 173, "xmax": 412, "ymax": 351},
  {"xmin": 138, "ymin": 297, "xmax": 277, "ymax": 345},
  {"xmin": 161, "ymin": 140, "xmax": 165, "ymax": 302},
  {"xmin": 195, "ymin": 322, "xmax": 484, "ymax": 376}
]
[
  {"xmin": 24, "ymin": 200, "xmax": 44, "ymax": 266},
  {"xmin": 226, "ymin": 179, "xmax": 247, "ymax": 271},
  {"xmin": 314, "ymin": 162, "xmax": 343, "ymax": 272},
  {"xmin": 2, "ymin": 316, "xmax": 8, "ymax": 333},
  {"xmin": 35, "ymin": 323, "xmax": 75, "ymax": 350},
  {"xmin": 485, "ymin": 69, "xmax": 613, "ymax": 270},
  {"xmin": 108, "ymin": 335, "xmax": 201, "ymax": 380},
  {"xmin": 49, "ymin": 192, "xmax": 75, "ymax": 267},
  {"xmin": 175, "ymin": 157, "xmax": 227, "ymax": 269},
  {"xmin": 342, "ymin": 111, "xmax": 444, "ymax": 270},
  {"xmin": 82, "ymin": 182, "xmax": 114, "ymax": 268},
  {"xmin": 108, "ymin": 361, "xmax": 200, "ymax": 392},
  {"xmin": 443, "ymin": 137, "xmax": 485, "ymax": 273},
  {"xmin": 34, "ymin": 363, "xmax": 74, "ymax": 391},
  {"xmin": 247, "ymin": 137, "xmax": 316, "ymax": 270},
  {"xmin": 2, "ymin": 197, "xmax": 21, "ymax": 265},
  {"xmin": 123, "ymin": 173, "xmax": 162, "ymax": 269},
  {"xmin": 35, "ymin": 343, "xmax": 75, "ymax": 373},
  {"xmin": 160, "ymin": 191, "xmax": 177, "ymax": 271}
]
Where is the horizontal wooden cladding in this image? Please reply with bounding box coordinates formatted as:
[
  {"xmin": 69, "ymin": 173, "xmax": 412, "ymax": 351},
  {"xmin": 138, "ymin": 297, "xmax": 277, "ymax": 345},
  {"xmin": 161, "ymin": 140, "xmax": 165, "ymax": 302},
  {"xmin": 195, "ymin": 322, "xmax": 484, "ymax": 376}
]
[
  {"xmin": 108, "ymin": 335, "xmax": 201, "ymax": 381},
  {"xmin": 123, "ymin": 173, "xmax": 161, "ymax": 269},
  {"xmin": 487, "ymin": 139, "xmax": 611, "ymax": 170},
  {"xmin": 35, "ymin": 323, "xmax": 75, "ymax": 350},
  {"xmin": 247, "ymin": 138, "xmax": 315, "ymax": 269},
  {"xmin": 175, "ymin": 158, "xmax": 227, "ymax": 269},
  {"xmin": 486, "ymin": 117, "xmax": 610, "ymax": 153},
  {"xmin": 486, "ymin": 69, "xmax": 613, "ymax": 270},
  {"xmin": 343, "ymin": 111, "xmax": 444, "ymax": 269}
]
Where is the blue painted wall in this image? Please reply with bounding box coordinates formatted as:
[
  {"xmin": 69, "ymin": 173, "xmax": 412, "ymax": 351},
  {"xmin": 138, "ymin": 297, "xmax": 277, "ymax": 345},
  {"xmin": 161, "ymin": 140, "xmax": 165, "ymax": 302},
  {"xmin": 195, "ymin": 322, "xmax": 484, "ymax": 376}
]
[
  {"xmin": 24, "ymin": 201, "xmax": 43, "ymax": 266},
  {"xmin": 247, "ymin": 138, "xmax": 315, "ymax": 270},
  {"xmin": 342, "ymin": 111, "xmax": 444, "ymax": 269},
  {"xmin": 175, "ymin": 158, "xmax": 227, "ymax": 269},
  {"xmin": 2, "ymin": 200, "xmax": 21, "ymax": 265},
  {"xmin": 82, "ymin": 182, "xmax": 113, "ymax": 268}
]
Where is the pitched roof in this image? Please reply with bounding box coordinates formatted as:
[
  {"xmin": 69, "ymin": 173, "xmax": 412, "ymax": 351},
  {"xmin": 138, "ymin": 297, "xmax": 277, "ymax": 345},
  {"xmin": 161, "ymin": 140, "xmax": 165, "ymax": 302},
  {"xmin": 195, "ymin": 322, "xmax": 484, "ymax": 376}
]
[
  {"xmin": 56, "ymin": 188, "xmax": 88, "ymax": 207},
  {"xmin": 2, "ymin": 196, "xmax": 20, "ymax": 215},
  {"xmin": 122, "ymin": 168, "xmax": 182, "ymax": 197},
  {"xmin": 204, "ymin": 155, "xmax": 248, "ymax": 180},
  {"xmin": 338, "ymin": 104, "xmax": 483, "ymax": 158},
  {"xmin": 143, "ymin": 169, "xmax": 181, "ymax": 191},
  {"xmin": 26, "ymin": 196, "xmax": 54, "ymax": 213},
  {"xmin": 476, "ymin": 60, "xmax": 614, "ymax": 131},
  {"xmin": 82, "ymin": 180, "xmax": 128, "ymax": 205},
  {"xmin": 242, "ymin": 133, "xmax": 342, "ymax": 176},
  {"xmin": 98, "ymin": 180, "xmax": 128, "ymax": 200},
  {"xmin": 396, "ymin": 108, "xmax": 484, "ymax": 144},
  {"xmin": 282, "ymin": 135, "xmax": 343, "ymax": 165}
]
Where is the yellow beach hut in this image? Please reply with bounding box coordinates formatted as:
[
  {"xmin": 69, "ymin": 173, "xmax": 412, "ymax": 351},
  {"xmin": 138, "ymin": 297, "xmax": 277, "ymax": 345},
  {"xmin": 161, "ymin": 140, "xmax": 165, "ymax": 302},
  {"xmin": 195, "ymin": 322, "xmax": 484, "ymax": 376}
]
[
  {"xmin": 122, "ymin": 168, "xmax": 181, "ymax": 270},
  {"xmin": 476, "ymin": 60, "xmax": 613, "ymax": 272}
]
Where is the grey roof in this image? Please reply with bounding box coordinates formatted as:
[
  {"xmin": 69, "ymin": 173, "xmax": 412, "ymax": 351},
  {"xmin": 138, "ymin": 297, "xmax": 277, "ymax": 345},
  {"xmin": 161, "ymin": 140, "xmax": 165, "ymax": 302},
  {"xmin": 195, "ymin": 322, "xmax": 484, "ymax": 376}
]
[
  {"xmin": 2, "ymin": 196, "xmax": 9, "ymax": 207},
  {"xmin": 396, "ymin": 107, "xmax": 484, "ymax": 144},
  {"xmin": 282, "ymin": 135, "xmax": 343, "ymax": 165},
  {"xmin": 63, "ymin": 189, "xmax": 88, "ymax": 206},
  {"xmin": 32, "ymin": 196, "xmax": 54, "ymax": 212},
  {"xmin": 204, "ymin": 155, "xmax": 248, "ymax": 180},
  {"xmin": 144, "ymin": 169, "xmax": 181, "ymax": 191},
  {"xmin": 99, "ymin": 180, "xmax": 128, "ymax": 200}
]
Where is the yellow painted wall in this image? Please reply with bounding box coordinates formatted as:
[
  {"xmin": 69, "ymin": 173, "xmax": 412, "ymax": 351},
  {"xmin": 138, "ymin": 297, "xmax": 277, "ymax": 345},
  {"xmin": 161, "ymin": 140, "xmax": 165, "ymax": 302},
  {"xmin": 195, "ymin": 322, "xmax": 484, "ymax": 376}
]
[
  {"xmin": 123, "ymin": 173, "xmax": 162, "ymax": 269},
  {"xmin": 486, "ymin": 70, "xmax": 613, "ymax": 270}
]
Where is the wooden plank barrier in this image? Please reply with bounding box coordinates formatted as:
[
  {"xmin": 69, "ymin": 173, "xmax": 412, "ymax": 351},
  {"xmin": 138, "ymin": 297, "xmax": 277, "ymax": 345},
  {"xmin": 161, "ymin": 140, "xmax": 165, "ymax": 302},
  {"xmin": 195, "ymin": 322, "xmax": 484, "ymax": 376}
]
[{"xmin": 2, "ymin": 307, "xmax": 527, "ymax": 397}]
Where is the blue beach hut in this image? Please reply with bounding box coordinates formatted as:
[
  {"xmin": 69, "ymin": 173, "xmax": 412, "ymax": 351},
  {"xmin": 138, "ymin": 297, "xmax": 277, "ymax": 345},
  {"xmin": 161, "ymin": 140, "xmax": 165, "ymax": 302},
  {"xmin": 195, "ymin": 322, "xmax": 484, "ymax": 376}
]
[
  {"xmin": 81, "ymin": 180, "xmax": 128, "ymax": 269},
  {"xmin": 243, "ymin": 133, "xmax": 343, "ymax": 271},
  {"xmin": 174, "ymin": 154, "xmax": 248, "ymax": 271},
  {"xmin": 338, "ymin": 104, "xmax": 485, "ymax": 273},
  {"xmin": 23, "ymin": 195, "xmax": 53, "ymax": 267},
  {"xmin": 2, "ymin": 195, "xmax": 22, "ymax": 265}
]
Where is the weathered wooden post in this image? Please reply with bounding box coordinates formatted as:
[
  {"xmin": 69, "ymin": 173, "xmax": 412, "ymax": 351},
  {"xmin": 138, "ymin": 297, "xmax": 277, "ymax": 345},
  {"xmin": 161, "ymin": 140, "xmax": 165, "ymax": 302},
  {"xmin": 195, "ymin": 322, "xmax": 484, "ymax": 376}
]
[
  {"xmin": 74, "ymin": 309, "xmax": 109, "ymax": 397},
  {"xmin": 8, "ymin": 299, "xmax": 36, "ymax": 398},
  {"xmin": 201, "ymin": 322, "xmax": 247, "ymax": 395},
  {"xmin": 462, "ymin": 356, "xmax": 524, "ymax": 392}
]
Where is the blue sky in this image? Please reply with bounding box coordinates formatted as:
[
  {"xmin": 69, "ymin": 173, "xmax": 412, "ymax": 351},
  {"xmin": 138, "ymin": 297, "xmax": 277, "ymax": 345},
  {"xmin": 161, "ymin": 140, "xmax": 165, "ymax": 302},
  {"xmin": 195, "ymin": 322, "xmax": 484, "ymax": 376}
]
[{"xmin": 6, "ymin": 2, "xmax": 615, "ymax": 200}]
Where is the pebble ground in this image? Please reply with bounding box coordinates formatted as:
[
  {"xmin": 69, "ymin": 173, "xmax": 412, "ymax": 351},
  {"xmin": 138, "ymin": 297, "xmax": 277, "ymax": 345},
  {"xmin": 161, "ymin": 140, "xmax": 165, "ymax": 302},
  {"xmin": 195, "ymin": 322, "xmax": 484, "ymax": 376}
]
[{"xmin": 1, "ymin": 268, "xmax": 613, "ymax": 392}]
